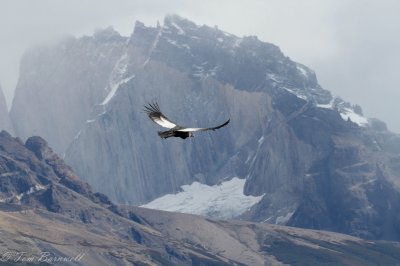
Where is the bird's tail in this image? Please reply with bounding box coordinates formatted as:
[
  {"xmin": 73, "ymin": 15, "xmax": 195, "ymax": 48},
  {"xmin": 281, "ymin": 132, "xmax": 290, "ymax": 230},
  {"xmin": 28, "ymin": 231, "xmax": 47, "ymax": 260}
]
[{"xmin": 158, "ymin": 130, "xmax": 174, "ymax": 139}]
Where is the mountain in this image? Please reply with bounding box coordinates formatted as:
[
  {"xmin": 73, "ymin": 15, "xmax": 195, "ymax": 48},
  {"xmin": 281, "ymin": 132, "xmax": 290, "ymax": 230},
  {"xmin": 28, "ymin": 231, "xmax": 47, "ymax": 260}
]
[
  {"xmin": 1, "ymin": 130, "xmax": 400, "ymax": 266},
  {"xmin": 10, "ymin": 27, "xmax": 127, "ymax": 154},
  {"xmin": 0, "ymin": 84, "xmax": 13, "ymax": 133},
  {"xmin": 10, "ymin": 15, "xmax": 400, "ymax": 241}
]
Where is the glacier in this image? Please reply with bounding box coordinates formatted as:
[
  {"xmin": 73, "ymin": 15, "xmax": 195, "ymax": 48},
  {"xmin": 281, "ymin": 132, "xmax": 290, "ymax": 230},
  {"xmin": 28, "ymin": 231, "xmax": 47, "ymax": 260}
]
[{"xmin": 141, "ymin": 177, "xmax": 264, "ymax": 219}]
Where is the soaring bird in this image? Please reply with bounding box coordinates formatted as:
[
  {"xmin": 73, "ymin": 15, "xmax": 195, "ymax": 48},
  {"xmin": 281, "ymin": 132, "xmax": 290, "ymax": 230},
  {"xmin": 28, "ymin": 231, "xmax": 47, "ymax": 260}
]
[{"xmin": 144, "ymin": 102, "xmax": 230, "ymax": 139}]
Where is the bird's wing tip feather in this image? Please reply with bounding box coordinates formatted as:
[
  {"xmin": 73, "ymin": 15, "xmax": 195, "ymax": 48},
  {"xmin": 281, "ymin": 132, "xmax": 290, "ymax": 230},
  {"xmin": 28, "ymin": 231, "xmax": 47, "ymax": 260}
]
[{"xmin": 144, "ymin": 102, "xmax": 162, "ymax": 114}]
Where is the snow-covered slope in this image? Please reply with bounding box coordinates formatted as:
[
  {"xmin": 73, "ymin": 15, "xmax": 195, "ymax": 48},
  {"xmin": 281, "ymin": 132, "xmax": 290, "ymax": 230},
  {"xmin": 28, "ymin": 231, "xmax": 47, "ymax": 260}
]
[
  {"xmin": 316, "ymin": 97, "xmax": 369, "ymax": 126},
  {"xmin": 141, "ymin": 177, "xmax": 263, "ymax": 219}
]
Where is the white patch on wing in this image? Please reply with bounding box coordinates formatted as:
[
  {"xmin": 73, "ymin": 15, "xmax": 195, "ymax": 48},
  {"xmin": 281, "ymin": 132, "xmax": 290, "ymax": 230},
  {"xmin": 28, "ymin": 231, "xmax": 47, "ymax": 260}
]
[
  {"xmin": 177, "ymin": 127, "xmax": 204, "ymax": 132},
  {"xmin": 152, "ymin": 116, "xmax": 177, "ymax": 129}
]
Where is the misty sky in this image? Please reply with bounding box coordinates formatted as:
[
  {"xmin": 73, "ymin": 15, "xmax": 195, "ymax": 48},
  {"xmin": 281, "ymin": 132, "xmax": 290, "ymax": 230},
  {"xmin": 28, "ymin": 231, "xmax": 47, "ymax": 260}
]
[{"xmin": 1, "ymin": 0, "xmax": 400, "ymax": 132}]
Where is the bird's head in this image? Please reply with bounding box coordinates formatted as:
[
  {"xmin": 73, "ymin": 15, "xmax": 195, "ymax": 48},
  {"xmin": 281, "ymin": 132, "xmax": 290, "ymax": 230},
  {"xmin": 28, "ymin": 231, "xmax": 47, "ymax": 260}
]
[{"xmin": 189, "ymin": 132, "xmax": 194, "ymax": 137}]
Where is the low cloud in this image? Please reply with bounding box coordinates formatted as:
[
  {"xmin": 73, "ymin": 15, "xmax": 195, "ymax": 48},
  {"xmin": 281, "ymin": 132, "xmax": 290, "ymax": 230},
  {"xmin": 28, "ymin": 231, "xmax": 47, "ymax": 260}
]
[{"xmin": 1, "ymin": 0, "xmax": 399, "ymax": 131}]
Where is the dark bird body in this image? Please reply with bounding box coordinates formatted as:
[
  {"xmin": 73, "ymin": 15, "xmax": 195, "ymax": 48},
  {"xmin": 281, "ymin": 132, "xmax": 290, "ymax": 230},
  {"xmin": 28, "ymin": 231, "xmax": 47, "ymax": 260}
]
[
  {"xmin": 158, "ymin": 130, "xmax": 192, "ymax": 139},
  {"xmin": 144, "ymin": 103, "xmax": 230, "ymax": 139}
]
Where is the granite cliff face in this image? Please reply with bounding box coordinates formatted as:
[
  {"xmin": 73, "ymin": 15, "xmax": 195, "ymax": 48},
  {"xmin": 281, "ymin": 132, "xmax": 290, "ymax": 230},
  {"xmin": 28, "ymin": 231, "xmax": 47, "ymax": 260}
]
[
  {"xmin": 65, "ymin": 15, "xmax": 326, "ymax": 205},
  {"xmin": 9, "ymin": 15, "xmax": 400, "ymax": 240},
  {"xmin": 241, "ymin": 93, "xmax": 400, "ymax": 241},
  {"xmin": 0, "ymin": 85, "xmax": 12, "ymax": 133},
  {"xmin": 1, "ymin": 131, "xmax": 400, "ymax": 265},
  {"xmin": 10, "ymin": 28, "xmax": 127, "ymax": 153}
]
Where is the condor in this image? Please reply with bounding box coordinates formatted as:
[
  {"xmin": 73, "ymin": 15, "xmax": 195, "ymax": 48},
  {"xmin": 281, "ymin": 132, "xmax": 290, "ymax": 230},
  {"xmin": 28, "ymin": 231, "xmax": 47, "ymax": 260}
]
[{"xmin": 144, "ymin": 103, "xmax": 230, "ymax": 139}]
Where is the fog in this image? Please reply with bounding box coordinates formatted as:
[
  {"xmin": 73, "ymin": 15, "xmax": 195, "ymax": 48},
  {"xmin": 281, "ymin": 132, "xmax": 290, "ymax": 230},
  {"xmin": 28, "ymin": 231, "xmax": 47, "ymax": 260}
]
[{"xmin": 1, "ymin": 0, "xmax": 400, "ymax": 131}]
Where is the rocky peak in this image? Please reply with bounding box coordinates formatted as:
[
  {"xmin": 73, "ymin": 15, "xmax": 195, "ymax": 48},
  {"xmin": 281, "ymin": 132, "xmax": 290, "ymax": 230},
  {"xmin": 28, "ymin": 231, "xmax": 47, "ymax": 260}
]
[
  {"xmin": 93, "ymin": 26, "xmax": 124, "ymax": 43},
  {"xmin": 163, "ymin": 14, "xmax": 199, "ymax": 33},
  {"xmin": 0, "ymin": 129, "xmax": 12, "ymax": 138},
  {"xmin": 130, "ymin": 15, "xmax": 328, "ymax": 104},
  {"xmin": 0, "ymin": 131, "xmax": 111, "ymax": 212},
  {"xmin": 0, "ymin": 130, "xmax": 32, "ymax": 161},
  {"xmin": 25, "ymin": 135, "xmax": 81, "ymax": 185},
  {"xmin": 25, "ymin": 135, "xmax": 53, "ymax": 160}
]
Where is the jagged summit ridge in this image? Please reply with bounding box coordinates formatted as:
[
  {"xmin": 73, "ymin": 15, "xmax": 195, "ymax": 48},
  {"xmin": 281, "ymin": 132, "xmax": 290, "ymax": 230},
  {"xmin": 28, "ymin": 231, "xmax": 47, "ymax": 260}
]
[
  {"xmin": 128, "ymin": 15, "xmax": 326, "ymax": 100},
  {"xmin": 94, "ymin": 15, "xmax": 336, "ymax": 124}
]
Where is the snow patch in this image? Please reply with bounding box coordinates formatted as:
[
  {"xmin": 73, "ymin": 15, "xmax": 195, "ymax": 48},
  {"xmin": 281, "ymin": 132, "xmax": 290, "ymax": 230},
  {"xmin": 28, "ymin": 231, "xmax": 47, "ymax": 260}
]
[
  {"xmin": 171, "ymin": 22, "xmax": 185, "ymax": 35},
  {"xmin": 73, "ymin": 130, "xmax": 82, "ymax": 140},
  {"xmin": 142, "ymin": 26, "xmax": 163, "ymax": 67},
  {"xmin": 233, "ymin": 38, "xmax": 243, "ymax": 48},
  {"xmin": 316, "ymin": 99, "xmax": 334, "ymax": 109},
  {"xmin": 192, "ymin": 64, "xmax": 218, "ymax": 79},
  {"xmin": 266, "ymin": 73, "xmax": 280, "ymax": 82},
  {"xmin": 166, "ymin": 38, "xmax": 191, "ymax": 50},
  {"xmin": 141, "ymin": 177, "xmax": 264, "ymax": 219},
  {"xmin": 281, "ymin": 87, "xmax": 308, "ymax": 100},
  {"xmin": 340, "ymin": 108, "xmax": 368, "ymax": 126},
  {"xmin": 275, "ymin": 211, "xmax": 295, "ymax": 225},
  {"xmin": 101, "ymin": 75, "xmax": 135, "ymax": 105},
  {"xmin": 317, "ymin": 103, "xmax": 333, "ymax": 109},
  {"xmin": 16, "ymin": 185, "xmax": 41, "ymax": 200},
  {"xmin": 317, "ymin": 97, "xmax": 338, "ymax": 109},
  {"xmin": 317, "ymin": 98, "xmax": 368, "ymax": 127},
  {"xmin": 222, "ymin": 31, "xmax": 234, "ymax": 37},
  {"xmin": 296, "ymin": 64, "xmax": 308, "ymax": 78},
  {"xmin": 100, "ymin": 52, "xmax": 135, "ymax": 105},
  {"xmin": 11, "ymin": 184, "xmax": 47, "ymax": 202}
]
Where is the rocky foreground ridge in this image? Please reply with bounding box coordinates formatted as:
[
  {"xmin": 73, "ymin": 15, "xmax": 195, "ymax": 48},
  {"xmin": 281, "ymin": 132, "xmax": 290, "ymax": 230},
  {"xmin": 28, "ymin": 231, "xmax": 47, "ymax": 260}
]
[{"xmin": 1, "ymin": 131, "xmax": 400, "ymax": 265}]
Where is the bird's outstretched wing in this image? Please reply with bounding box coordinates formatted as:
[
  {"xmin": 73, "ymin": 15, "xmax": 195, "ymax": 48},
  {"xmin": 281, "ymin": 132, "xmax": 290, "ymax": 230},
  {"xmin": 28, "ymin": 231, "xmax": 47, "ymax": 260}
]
[
  {"xmin": 177, "ymin": 119, "xmax": 230, "ymax": 132},
  {"xmin": 144, "ymin": 102, "xmax": 179, "ymax": 129}
]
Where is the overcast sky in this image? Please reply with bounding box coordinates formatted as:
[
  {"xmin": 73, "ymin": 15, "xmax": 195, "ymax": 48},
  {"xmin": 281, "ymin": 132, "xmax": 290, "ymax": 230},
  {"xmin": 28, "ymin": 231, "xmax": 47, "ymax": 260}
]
[{"xmin": 1, "ymin": 0, "xmax": 400, "ymax": 132}]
